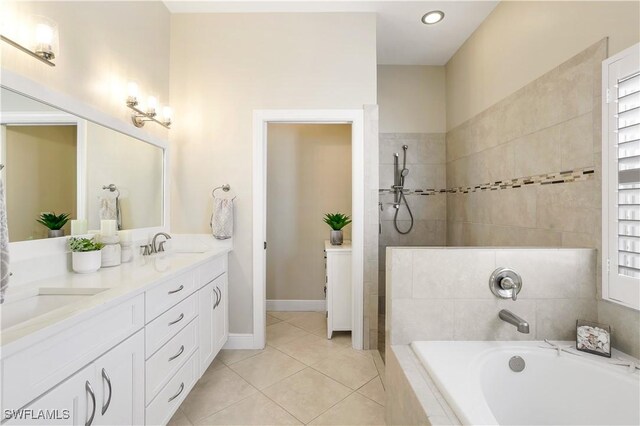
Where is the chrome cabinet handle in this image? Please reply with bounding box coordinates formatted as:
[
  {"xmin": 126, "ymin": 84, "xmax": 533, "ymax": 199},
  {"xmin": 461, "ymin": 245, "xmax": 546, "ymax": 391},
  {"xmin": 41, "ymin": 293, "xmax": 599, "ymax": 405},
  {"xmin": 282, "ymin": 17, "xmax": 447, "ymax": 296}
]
[
  {"xmin": 169, "ymin": 345, "xmax": 185, "ymax": 362},
  {"xmin": 212, "ymin": 287, "xmax": 219, "ymax": 310},
  {"xmin": 101, "ymin": 369, "xmax": 112, "ymax": 415},
  {"xmin": 168, "ymin": 313, "xmax": 184, "ymax": 326},
  {"xmin": 86, "ymin": 381, "xmax": 96, "ymax": 426},
  {"xmin": 168, "ymin": 382, "xmax": 185, "ymax": 403},
  {"xmin": 168, "ymin": 285, "xmax": 184, "ymax": 295}
]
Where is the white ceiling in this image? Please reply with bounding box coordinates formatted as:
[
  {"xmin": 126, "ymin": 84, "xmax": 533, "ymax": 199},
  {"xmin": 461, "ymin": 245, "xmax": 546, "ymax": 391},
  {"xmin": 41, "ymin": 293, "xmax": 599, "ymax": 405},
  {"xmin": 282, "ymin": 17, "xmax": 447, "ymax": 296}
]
[{"xmin": 163, "ymin": 1, "xmax": 499, "ymax": 65}]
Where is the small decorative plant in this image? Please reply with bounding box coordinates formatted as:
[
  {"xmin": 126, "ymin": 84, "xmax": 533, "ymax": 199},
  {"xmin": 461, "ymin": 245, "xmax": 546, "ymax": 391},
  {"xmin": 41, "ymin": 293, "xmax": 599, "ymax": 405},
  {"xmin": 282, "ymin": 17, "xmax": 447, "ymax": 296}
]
[
  {"xmin": 37, "ymin": 212, "xmax": 70, "ymax": 238},
  {"xmin": 69, "ymin": 237, "xmax": 104, "ymax": 252},
  {"xmin": 323, "ymin": 213, "xmax": 351, "ymax": 246},
  {"xmin": 69, "ymin": 237, "xmax": 104, "ymax": 274},
  {"xmin": 323, "ymin": 213, "xmax": 352, "ymax": 230}
]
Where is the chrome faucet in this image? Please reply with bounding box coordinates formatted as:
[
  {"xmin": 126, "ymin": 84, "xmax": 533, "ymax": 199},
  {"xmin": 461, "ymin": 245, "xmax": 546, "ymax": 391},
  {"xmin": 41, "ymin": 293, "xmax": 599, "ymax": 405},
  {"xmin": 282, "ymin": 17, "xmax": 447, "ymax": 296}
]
[
  {"xmin": 499, "ymin": 309, "xmax": 530, "ymax": 334},
  {"xmin": 151, "ymin": 232, "xmax": 172, "ymax": 254}
]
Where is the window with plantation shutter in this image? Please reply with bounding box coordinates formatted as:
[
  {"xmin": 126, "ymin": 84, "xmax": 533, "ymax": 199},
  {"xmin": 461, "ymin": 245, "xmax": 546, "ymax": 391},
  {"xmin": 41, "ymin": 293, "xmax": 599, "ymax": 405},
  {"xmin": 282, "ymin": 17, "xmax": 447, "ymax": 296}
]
[{"xmin": 603, "ymin": 43, "xmax": 640, "ymax": 310}]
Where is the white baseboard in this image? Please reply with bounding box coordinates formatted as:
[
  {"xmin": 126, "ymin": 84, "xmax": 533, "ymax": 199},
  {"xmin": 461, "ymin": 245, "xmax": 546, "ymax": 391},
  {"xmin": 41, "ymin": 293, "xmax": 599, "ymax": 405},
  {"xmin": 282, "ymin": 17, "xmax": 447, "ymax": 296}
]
[
  {"xmin": 223, "ymin": 333, "xmax": 256, "ymax": 350},
  {"xmin": 266, "ymin": 299, "xmax": 326, "ymax": 312}
]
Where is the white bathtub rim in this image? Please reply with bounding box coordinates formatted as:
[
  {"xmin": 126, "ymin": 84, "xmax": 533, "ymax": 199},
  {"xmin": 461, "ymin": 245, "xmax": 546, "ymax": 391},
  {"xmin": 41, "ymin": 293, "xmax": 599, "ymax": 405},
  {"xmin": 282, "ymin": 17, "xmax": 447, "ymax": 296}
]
[{"xmin": 410, "ymin": 340, "xmax": 639, "ymax": 426}]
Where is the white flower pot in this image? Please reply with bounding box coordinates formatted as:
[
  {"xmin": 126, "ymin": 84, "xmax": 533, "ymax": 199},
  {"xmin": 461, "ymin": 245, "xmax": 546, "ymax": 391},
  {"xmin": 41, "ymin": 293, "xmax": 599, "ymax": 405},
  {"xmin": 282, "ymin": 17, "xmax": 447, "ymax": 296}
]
[{"xmin": 72, "ymin": 251, "xmax": 102, "ymax": 274}]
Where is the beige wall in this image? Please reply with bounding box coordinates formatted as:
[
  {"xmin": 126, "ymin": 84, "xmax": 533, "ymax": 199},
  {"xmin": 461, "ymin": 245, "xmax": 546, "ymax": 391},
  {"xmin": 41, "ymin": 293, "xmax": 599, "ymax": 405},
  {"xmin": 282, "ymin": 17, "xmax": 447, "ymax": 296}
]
[
  {"xmin": 266, "ymin": 124, "xmax": 351, "ymax": 301},
  {"xmin": 446, "ymin": 1, "xmax": 640, "ymax": 130},
  {"xmin": 170, "ymin": 13, "xmax": 377, "ymax": 334},
  {"xmin": 378, "ymin": 66, "xmax": 446, "ymax": 134},
  {"xmin": 3, "ymin": 125, "xmax": 76, "ymax": 241},
  {"xmin": 1, "ymin": 1, "xmax": 170, "ymax": 141},
  {"xmin": 86, "ymin": 122, "xmax": 164, "ymax": 231}
]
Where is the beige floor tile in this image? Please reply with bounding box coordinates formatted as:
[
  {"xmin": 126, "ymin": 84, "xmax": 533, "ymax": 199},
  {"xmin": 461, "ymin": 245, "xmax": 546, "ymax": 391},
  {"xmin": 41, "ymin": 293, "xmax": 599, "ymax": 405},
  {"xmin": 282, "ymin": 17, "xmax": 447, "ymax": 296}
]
[
  {"xmin": 180, "ymin": 366, "xmax": 258, "ymax": 423},
  {"xmin": 286, "ymin": 312, "xmax": 326, "ymax": 332},
  {"xmin": 195, "ymin": 393, "xmax": 301, "ymax": 425},
  {"xmin": 311, "ymin": 328, "xmax": 352, "ymax": 347},
  {"xmin": 371, "ymin": 351, "xmax": 386, "ymax": 387},
  {"xmin": 308, "ymin": 393, "xmax": 385, "ymax": 425},
  {"xmin": 311, "ymin": 349, "xmax": 378, "ymax": 390},
  {"xmin": 267, "ymin": 314, "xmax": 283, "ymax": 325},
  {"xmin": 168, "ymin": 408, "xmax": 192, "ymax": 426},
  {"xmin": 266, "ymin": 322, "xmax": 309, "ymax": 347},
  {"xmin": 262, "ymin": 368, "xmax": 352, "ymax": 424},
  {"xmin": 229, "ymin": 347, "xmax": 306, "ymax": 389},
  {"xmin": 357, "ymin": 376, "xmax": 385, "ymax": 406},
  {"xmin": 276, "ymin": 333, "xmax": 346, "ymax": 366},
  {"xmin": 268, "ymin": 311, "xmax": 302, "ymax": 321},
  {"xmin": 218, "ymin": 348, "xmax": 265, "ymax": 366}
]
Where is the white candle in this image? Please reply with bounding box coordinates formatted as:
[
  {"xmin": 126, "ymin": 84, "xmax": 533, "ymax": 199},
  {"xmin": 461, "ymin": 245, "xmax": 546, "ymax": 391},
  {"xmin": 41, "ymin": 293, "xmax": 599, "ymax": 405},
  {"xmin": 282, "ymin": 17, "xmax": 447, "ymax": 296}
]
[
  {"xmin": 70, "ymin": 219, "xmax": 88, "ymax": 236},
  {"xmin": 118, "ymin": 230, "xmax": 133, "ymax": 243},
  {"xmin": 100, "ymin": 220, "xmax": 117, "ymax": 237}
]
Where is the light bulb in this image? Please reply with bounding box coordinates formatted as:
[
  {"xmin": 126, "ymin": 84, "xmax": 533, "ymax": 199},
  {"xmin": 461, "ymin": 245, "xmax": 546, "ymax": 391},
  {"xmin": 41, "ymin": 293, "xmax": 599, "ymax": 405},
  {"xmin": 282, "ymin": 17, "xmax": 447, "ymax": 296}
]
[
  {"xmin": 126, "ymin": 82, "xmax": 139, "ymax": 106},
  {"xmin": 162, "ymin": 106, "xmax": 173, "ymax": 125},
  {"xmin": 146, "ymin": 96, "xmax": 157, "ymax": 116},
  {"xmin": 34, "ymin": 22, "xmax": 55, "ymax": 59},
  {"xmin": 421, "ymin": 10, "xmax": 445, "ymax": 25}
]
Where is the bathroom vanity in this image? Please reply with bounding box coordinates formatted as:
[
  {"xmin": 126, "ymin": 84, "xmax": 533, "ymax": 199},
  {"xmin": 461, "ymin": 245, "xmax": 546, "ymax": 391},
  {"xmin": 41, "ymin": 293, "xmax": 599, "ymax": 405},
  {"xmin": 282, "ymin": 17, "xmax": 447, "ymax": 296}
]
[{"xmin": 0, "ymin": 247, "xmax": 230, "ymax": 426}]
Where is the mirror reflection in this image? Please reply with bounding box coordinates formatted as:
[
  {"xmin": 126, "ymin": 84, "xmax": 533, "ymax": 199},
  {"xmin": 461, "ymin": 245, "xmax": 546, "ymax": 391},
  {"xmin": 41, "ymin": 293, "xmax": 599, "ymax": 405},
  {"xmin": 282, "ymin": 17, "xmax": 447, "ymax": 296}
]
[{"xmin": 0, "ymin": 88, "xmax": 164, "ymax": 242}]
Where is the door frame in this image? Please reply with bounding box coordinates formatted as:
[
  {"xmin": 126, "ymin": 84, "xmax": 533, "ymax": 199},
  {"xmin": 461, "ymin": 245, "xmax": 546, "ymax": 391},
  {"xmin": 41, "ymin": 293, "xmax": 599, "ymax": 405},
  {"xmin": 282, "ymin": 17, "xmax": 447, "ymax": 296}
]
[{"xmin": 252, "ymin": 109, "xmax": 365, "ymax": 350}]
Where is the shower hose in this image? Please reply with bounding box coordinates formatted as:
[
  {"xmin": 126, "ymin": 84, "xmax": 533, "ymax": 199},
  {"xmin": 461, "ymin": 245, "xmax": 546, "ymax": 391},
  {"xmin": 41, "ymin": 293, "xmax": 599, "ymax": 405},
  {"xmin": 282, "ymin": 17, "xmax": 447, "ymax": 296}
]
[{"xmin": 393, "ymin": 191, "xmax": 414, "ymax": 235}]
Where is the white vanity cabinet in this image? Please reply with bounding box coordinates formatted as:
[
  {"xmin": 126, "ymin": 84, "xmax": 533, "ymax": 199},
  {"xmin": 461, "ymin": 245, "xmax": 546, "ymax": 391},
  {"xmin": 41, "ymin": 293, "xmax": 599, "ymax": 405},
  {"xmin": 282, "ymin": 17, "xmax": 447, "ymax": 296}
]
[
  {"xmin": 1, "ymin": 251, "xmax": 230, "ymax": 426},
  {"xmin": 8, "ymin": 330, "xmax": 144, "ymax": 426},
  {"xmin": 324, "ymin": 241, "xmax": 352, "ymax": 339},
  {"xmin": 198, "ymin": 259, "xmax": 228, "ymax": 375}
]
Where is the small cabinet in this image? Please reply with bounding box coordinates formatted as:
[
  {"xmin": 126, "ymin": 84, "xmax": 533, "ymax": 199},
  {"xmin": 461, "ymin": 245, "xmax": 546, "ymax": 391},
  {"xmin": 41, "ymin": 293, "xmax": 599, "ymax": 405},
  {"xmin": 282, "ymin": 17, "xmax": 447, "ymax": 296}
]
[
  {"xmin": 325, "ymin": 240, "xmax": 352, "ymax": 339},
  {"xmin": 198, "ymin": 272, "xmax": 228, "ymax": 375}
]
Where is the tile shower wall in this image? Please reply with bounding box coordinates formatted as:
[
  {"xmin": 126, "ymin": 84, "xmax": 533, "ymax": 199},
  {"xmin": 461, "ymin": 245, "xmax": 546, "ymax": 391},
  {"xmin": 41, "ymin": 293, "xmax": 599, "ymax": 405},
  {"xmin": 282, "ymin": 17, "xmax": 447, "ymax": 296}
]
[
  {"xmin": 378, "ymin": 133, "xmax": 447, "ymax": 348},
  {"xmin": 387, "ymin": 247, "xmax": 597, "ymax": 346},
  {"xmin": 444, "ymin": 39, "xmax": 640, "ymax": 358}
]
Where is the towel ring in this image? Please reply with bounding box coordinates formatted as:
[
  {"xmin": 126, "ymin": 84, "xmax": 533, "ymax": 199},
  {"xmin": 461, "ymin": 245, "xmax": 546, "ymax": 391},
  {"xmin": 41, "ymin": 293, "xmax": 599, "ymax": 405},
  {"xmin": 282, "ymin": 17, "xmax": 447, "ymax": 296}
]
[
  {"xmin": 102, "ymin": 184, "xmax": 120, "ymax": 198},
  {"xmin": 212, "ymin": 184, "xmax": 236, "ymax": 200}
]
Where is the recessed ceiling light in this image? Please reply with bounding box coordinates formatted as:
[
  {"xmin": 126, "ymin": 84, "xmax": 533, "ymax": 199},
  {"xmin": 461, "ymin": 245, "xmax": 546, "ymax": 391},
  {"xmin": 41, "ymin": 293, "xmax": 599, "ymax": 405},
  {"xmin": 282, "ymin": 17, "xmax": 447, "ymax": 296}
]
[{"xmin": 421, "ymin": 10, "xmax": 445, "ymax": 25}]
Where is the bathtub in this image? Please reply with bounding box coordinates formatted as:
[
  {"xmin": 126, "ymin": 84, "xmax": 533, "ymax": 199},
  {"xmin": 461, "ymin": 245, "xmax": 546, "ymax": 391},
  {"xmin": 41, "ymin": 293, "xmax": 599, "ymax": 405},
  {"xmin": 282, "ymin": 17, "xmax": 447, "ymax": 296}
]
[{"xmin": 411, "ymin": 341, "xmax": 640, "ymax": 426}]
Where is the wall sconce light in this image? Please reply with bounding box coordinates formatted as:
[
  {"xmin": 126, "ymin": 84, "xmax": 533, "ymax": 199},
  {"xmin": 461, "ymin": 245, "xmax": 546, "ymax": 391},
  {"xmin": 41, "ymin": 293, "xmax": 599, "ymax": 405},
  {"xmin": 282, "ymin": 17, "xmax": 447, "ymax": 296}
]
[
  {"xmin": 126, "ymin": 82, "xmax": 172, "ymax": 129},
  {"xmin": 0, "ymin": 15, "xmax": 58, "ymax": 66}
]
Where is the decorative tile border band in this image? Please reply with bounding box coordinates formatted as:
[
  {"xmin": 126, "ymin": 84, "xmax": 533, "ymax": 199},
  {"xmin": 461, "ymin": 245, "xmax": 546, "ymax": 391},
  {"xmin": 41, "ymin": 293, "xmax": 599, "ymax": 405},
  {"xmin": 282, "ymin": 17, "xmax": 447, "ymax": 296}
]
[{"xmin": 379, "ymin": 166, "xmax": 596, "ymax": 196}]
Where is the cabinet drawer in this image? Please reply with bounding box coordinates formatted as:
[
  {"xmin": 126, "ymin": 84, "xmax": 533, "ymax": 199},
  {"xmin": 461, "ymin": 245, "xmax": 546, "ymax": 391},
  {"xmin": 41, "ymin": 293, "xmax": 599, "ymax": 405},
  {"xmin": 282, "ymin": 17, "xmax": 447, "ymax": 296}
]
[
  {"xmin": 145, "ymin": 293, "xmax": 198, "ymax": 357},
  {"xmin": 1, "ymin": 294, "xmax": 144, "ymax": 413},
  {"xmin": 198, "ymin": 255, "xmax": 227, "ymax": 288},
  {"xmin": 146, "ymin": 319, "xmax": 198, "ymax": 404},
  {"xmin": 145, "ymin": 352, "xmax": 199, "ymax": 426},
  {"xmin": 145, "ymin": 270, "xmax": 196, "ymax": 323}
]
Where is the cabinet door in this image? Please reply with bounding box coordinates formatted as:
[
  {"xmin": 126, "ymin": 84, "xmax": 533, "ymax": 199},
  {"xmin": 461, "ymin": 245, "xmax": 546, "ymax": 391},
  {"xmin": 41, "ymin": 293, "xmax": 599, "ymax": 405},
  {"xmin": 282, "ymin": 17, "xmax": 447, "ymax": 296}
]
[
  {"xmin": 94, "ymin": 331, "xmax": 144, "ymax": 426},
  {"xmin": 212, "ymin": 273, "xmax": 228, "ymax": 354},
  {"xmin": 6, "ymin": 364, "xmax": 95, "ymax": 425},
  {"xmin": 198, "ymin": 279, "xmax": 216, "ymax": 375}
]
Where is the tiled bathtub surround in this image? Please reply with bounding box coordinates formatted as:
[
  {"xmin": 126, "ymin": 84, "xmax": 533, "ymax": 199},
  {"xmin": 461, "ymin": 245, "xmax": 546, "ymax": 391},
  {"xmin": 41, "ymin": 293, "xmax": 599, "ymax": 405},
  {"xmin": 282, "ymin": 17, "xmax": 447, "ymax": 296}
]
[
  {"xmin": 378, "ymin": 132, "xmax": 447, "ymax": 349},
  {"xmin": 444, "ymin": 39, "xmax": 640, "ymax": 358},
  {"xmin": 386, "ymin": 247, "xmax": 597, "ymax": 346}
]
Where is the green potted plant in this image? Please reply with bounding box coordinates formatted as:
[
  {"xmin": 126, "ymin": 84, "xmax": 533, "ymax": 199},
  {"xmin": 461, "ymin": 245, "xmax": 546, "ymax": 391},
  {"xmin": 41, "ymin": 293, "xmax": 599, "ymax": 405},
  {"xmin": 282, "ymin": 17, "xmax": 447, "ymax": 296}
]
[
  {"xmin": 36, "ymin": 212, "xmax": 70, "ymax": 238},
  {"xmin": 69, "ymin": 237, "xmax": 104, "ymax": 274},
  {"xmin": 323, "ymin": 212, "xmax": 352, "ymax": 246}
]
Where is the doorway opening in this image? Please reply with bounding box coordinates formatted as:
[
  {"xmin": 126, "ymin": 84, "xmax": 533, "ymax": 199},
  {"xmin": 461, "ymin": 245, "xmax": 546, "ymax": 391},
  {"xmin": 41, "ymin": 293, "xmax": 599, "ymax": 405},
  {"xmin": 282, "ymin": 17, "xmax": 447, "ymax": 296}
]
[{"xmin": 252, "ymin": 109, "xmax": 365, "ymax": 350}]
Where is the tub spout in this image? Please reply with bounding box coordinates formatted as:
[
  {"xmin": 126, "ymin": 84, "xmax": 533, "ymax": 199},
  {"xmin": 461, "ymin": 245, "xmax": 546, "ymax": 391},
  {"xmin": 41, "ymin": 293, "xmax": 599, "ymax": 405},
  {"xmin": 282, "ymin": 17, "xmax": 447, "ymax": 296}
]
[{"xmin": 499, "ymin": 309, "xmax": 530, "ymax": 334}]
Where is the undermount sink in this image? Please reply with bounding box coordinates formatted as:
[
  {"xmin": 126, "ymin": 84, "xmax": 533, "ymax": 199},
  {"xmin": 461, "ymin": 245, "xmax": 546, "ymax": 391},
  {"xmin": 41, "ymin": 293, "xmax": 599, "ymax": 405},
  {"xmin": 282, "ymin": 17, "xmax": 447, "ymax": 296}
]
[{"xmin": 1, "ymin": 288, "xmax": 108, "ymax": 331}]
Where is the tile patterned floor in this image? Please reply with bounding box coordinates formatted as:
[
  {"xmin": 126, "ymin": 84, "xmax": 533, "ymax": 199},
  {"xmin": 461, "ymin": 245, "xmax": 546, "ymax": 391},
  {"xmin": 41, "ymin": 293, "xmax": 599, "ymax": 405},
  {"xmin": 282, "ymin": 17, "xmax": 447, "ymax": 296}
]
[{"xmin": 169, "ymin": 311, "xmax": 386, "ymax": 425}]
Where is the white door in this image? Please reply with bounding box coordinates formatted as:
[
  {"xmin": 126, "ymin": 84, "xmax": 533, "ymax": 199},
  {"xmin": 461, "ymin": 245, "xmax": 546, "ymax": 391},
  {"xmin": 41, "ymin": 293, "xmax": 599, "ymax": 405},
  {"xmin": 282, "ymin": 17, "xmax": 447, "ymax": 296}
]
[
  {"xmin": 198, "ymin": 279, "xmax": 217, "ymax": 374},
  {"xmin": 213, "ymin": 273, "xmax": 228, "ymax": 354},
  {"xmin": 94, "ymin": 331, "xmax": 144, "ymax": 426},
  {"xmin": 7, "ymin": 364, "xmax": 95, "ymax": 425}
]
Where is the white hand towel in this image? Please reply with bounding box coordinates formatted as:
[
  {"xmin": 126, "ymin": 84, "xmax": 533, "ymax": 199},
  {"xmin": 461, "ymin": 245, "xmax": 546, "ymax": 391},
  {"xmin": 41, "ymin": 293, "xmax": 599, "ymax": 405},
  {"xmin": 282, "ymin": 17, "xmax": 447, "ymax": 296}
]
[
  {"xmin": 99, "ymin": 195, "xmax": 118, "ymax": 221},
  {"xmin": 211, "ymin": 198, "xmax": 233, "ymax": 240},
  {"xmin": 0, "ymin": 178, "xmax": 10, "ymax": 303}
]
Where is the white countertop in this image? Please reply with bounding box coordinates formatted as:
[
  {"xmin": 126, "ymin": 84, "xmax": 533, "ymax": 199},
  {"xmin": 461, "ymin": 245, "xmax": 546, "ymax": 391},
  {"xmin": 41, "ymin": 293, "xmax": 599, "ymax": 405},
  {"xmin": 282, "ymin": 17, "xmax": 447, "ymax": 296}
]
[
  {"xmin": 0, "ymin": 246, "xmax": 231, "ymax": 354},
  {"xmin": 324, "ymin": 240, "xmax": 352, "ymax": 252}
]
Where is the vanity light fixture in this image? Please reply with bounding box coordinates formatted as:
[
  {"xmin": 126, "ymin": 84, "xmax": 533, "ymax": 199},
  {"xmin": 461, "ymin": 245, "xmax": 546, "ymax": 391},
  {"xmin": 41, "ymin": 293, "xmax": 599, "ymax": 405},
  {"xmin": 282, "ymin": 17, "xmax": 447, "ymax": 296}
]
[
  {"xmin": 125, "ymin": 82, "xmax": 172, "ymax": 129},
  {"xmin": 421, "ymin": 10, "xmax": 445, "ymax": 25},
  {"xmin": 0, "ymin": 17, "xmax": 58, "ymax": 66}
]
